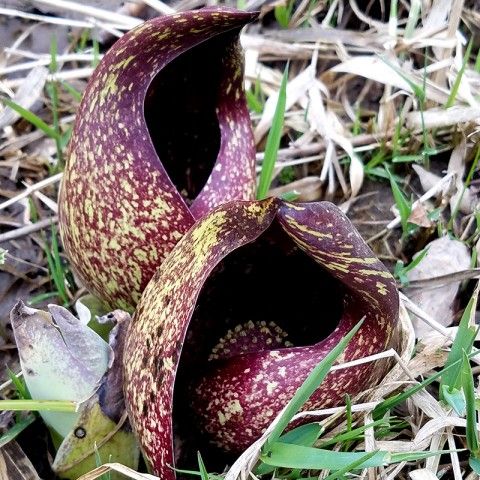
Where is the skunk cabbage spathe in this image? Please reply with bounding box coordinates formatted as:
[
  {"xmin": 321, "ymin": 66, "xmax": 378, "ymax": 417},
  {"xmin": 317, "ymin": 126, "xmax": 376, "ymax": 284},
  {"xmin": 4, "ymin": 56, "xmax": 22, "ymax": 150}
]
[
  {"xmin": 123, "ymin": 198, "xmax": 400, "ymax": 478},
  {"xmin": 59, "ymin": 8, "xmax": 258, "ymax": 311}
]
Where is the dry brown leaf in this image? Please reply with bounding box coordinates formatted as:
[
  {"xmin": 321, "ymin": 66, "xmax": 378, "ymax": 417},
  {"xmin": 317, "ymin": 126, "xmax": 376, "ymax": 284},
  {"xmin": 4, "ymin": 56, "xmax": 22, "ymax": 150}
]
[
  {"xmin": 264, "ymin": 25, "xmax": 389, "ymax": 48},
  {"xmin": 406, "ymin": 236, "xmax": 471, "ymax": 338},
  {"xmin": 406, "ymin": 106, "xmax": 480, "ymax": 129},
  {"xmin": 241, "ymin": 34, "xmax": 312, "ymax": 60},
  {"xmin": 408, "ymin": 202, "xmax": 433, "ymax": 228},
  {"xmin": 348, "ymin": 152, "xmax": 364, "ymax": 198},
  {"xmin": 0, "ymin": 441, "xmax": 40, "ymax": 480},
  {"xmin": 307, "ymin": 83, "xmax": 363, "ymax": 196},
  {"xmin": 331, "ymin": 56, "xmax": 449, "ymax": 104},
  {"xmin": 412, "ymin": 163, "xmax": 475, "ymax": 215},
  {"xmin": 422, "ymin": 0, "xmax": 451, "ymax": 33},
  {"xmin": 412, "ymin": 164, "xmax": 447, "ymax": 194}
]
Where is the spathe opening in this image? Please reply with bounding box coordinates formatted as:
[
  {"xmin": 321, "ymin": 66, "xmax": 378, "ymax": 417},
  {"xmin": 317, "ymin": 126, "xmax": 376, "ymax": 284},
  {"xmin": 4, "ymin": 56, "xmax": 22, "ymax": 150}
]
[
  {"xmin": 173, "ymin": 224, "xmax": 345, "ymax": 472},
  {"xmin": 144, "ymin": 32, "xmax": 236, "ymax": 203},
  {"xmin": 187, "ymin": 225, "xmax": 344, "ymax": 358}
]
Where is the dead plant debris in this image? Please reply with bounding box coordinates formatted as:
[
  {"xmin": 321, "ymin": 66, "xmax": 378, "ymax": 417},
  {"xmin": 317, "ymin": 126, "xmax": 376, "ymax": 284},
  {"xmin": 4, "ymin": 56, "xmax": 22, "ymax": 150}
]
[{"xmin": 1, "ymin": 0, "xmax": 480, "ymax": 479}]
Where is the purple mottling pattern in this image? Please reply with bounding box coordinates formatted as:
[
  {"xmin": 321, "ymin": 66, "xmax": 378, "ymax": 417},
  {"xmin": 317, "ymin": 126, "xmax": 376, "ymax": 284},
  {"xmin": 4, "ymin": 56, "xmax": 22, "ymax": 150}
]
[
  {"xmin": 124, "ymin": 199, "xmax": 399, "ymax": 477},
  {"xmin": 59, "ymin": 8, "xmax": 257, "ymax": 310}
]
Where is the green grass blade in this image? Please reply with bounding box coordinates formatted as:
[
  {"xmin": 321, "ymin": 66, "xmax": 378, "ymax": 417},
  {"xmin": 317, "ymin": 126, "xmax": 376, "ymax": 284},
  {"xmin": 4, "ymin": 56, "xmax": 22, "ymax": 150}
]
[
  {"xmin": 388, "ymin": 0, "xmax": 397, "ymax": 36},
  {"xmin": 61, "ymin": 81, "xmax": 83, "ymax": 102},
  {"xmin": 280, "ymin": 423, "xmax": 323, "ymax": 446},
  {"xmin": 77, "ymin": 28, "xmax": 90, "ymax": 51},
  {"xmin": 43, "ymin": 224, "xmax": 69, "ymax": 305},
  {"xmin": 6, "ymin": 367, "xmax": 30, "ymax": 400},
  {"xmin": 442, "ymin": 386, "xmax": 466, "ymax": 416},
  {"xmin": 323, "ymin": 451, "xmax": 380, "ymax": 480},
  {"xmin": 345, "ymin": 394, "xmax": 353, "ymax": 448},
  {"xmin": 462, "ymin": 351, "xmax": 479, "ymax": 455},
  {"xmin": 395, "ymin": 247, "xmax": 429, "ymax": 286},
  {"xmin": 197, "ymin": 452, "xmax": 209, "ymax": 480},
  {"xmin": 373, "ymin": 362, "xmax": 456, "ymax": 420},
  {"xmin": 44, "ymin": 243, "xmax": 66, "ymax": 304},
  {"xmin": 404, "ymin": 0, "xmax": 421, "ymax": 38},
  {"xmin": 0, "ymin": 97, "xmax": 61, "ymax": 140},
  {"xmin": 260, "ymin": 442, "xmax": 387, "ymax": 470},
  {"xmin": 475, "ymin": 48, "xmax": 480, "ymax": 73},
  {"xmin": 28, "ymin": 291, "xmax": 61, "ymax": 306},
  {"xmin": 257, "ymin": 65, "xmax": 289, "ymax": 199},
  {"xmin": 390, "ymin": 450, "xmax": 461, "ymax": 463},
  {"xmin": 60, "ymin": 126, "xmax": 73, "ymax": 150},
  {"xmin": 401, "ymin": 247, "xmax": 429, "ymax": 275},
  {"xmin": 51, "ymin": 226, "xmax": 67, "ymax": 296},
  {"xmin": 281, "ymin": 190, "xmax": 299, "ymax": 201},
  {"xmin": 264, "ymin": 319, "xmax": 364, "ymax": 449},
  {"xmin": 257, "ymin": 423, "xmax": 323, "ymax": 476},
  {"xmin": 378, "ymin": 56, "xmax": 425, "ymax": 102},
  {"xmin": 246, "ymin": 90, "xmax": 263, "ymax": 114},
  {"xmin": 0, "ymin": 414, "xmax": 35, "ymax": 448},
  {"xmin": 385, "ymin": 166, "xmax": 412, "ymax": 236},
  {"xmin": 49, "ymin": 35, "xmax": 58, "ymax": 73},
  {"xmin": 470, "ymin": 457, "xmax": 480, "ymax": 474},
  {"xmin": 247, "ymin": 77, "xmax": 265, "ymax": 114},
  {"xmin": 392, "ymin": 154, "xmax": 424, "ymax": 163},
  {"xmin": 274, "ymin": 0, "xmax": 294, "ymax": 28},
  {"xmin": 318, "ymin": 419, "xmax": 389, "ymax": 448},
  {"xmin": 92, "ymin": 38, "xmax": 100, "ymax": 68},
  {"xmin": 440, "ymin": 283, "xmax": 479, "ymax": 396},
  {"xmin": 173, "ymin": 463, "xmax": 224, "ymax": 480},
  {"xmin": 445, "ymin": 38, "xmax": 474, "ymax": 108},
  {"xmin": 0, "ymin": 399, "xmax": 77, "ymax": 412},
  {"xmin": 94, "ymin": 447, "xmax": 112, "ymax": 480},
  {"xmin": 366, "ymin": 147, "xmax": 387, "ymax": 171},
  {"xmin": 374, "ymin": 347, "xmax": 480, "ymax": 420},
  {"xmin": 352, "ymin": 109, "xmax": 361, "ymax": 135},
  {"xmin": 173, "ymin": 469, "xmax": 223, "ymax": 480}
]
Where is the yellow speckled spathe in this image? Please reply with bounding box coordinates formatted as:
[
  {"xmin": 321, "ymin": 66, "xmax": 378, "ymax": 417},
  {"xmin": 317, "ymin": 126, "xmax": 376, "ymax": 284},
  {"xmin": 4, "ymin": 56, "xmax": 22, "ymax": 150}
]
[
  {"xmin": 59, "ymin": 8, "xmax": 258, "ymax": 310},
  {"xmin": 124, "ymin": 198, "xmax": 279, "ymax": 477},
  {"xmin": 123, "ymin": 198, "xmax": 399, "ymax": 478}
]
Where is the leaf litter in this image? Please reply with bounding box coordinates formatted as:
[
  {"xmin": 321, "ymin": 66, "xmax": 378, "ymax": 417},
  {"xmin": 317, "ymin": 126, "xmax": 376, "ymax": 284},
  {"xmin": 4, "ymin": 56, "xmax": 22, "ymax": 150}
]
[{"xmin": 1, "ymin": 0, "xmax": 480, "ymax": 478}]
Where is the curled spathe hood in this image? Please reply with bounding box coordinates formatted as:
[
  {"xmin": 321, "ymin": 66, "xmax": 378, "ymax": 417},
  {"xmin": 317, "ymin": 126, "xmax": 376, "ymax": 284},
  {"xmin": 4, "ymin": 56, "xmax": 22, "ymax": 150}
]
[
  {"xmin": 59, "ymin": 8, "xmax": 258, "ymax": 310},
  {"xmin": 123, "ymin": 198, "xmax": 399, "ymax": 478}
]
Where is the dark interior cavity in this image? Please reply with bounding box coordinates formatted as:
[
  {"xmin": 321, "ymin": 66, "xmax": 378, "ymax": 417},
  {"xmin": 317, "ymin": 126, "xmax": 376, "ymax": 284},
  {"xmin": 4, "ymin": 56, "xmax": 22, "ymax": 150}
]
[
  {"xmin": 144, "ymin": 33, "xmax": 234, "ymax": 203},
  {"xmin": 186, "ymin": 226, "xmax": 345, "ymax": 360},
  {"xmin": 173, "ymin": 225, "xmax": 345, "ymax": 472}
]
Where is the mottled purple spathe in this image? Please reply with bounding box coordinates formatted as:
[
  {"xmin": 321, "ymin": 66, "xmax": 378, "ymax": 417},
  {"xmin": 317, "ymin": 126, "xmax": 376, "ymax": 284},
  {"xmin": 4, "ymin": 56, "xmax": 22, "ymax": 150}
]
[
  {"xmin": 59, "ymin": 8, "xmax": 257, "ymax": 310},
  {"xmin": 124, "ymin": 199, "xmax": 400, "ymax": 479}
]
